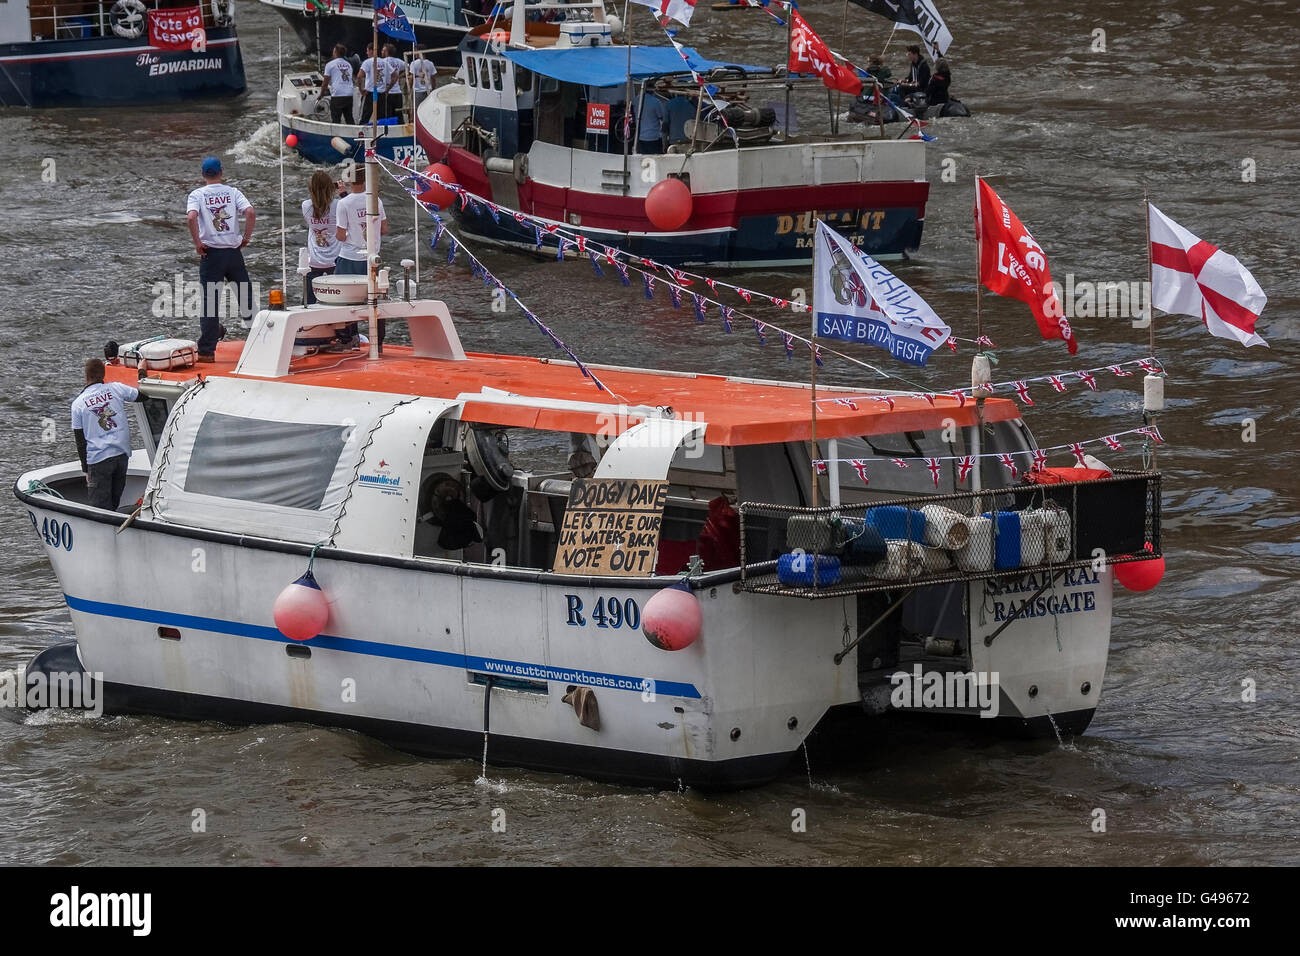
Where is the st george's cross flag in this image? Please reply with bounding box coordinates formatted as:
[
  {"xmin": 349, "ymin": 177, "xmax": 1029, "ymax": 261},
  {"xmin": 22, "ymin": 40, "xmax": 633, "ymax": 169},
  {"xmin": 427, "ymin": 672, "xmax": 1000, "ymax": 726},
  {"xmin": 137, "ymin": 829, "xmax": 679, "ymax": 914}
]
[
  {"xmin": 1148, "ymin": 204, "xmax": 1268, "ymax": 348},
  {"xmin": 630, "ymin": 0, "xmax": 696, "ymax": 27}
]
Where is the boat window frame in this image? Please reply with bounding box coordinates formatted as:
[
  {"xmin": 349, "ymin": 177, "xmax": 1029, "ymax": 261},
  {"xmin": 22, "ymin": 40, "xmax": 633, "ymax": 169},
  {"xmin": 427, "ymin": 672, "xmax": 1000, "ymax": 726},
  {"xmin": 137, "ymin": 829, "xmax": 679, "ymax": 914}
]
[{"xmin": 466, "ymin": 56, "xmax": 478, "ymax": 87}]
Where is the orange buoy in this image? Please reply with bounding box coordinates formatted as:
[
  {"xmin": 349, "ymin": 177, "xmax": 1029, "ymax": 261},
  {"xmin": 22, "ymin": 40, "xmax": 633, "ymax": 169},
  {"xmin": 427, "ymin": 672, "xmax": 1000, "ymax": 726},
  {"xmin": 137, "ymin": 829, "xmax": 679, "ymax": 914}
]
[
  {"xmin": 418, "ymin": 162, "xmax": 458, "ymax": 208},
  {"xmin": 645, "ymin": 178, "xmax": 693, "ymax": 231},
  {"xmin": 273, "ymin": 570, "xmax": 330, "ymax": 641},
  {"xmin": 1114, "ymin": 544, "xmax": 1165, "ymax": 592},
  {"xmin": 642, "ymin": 580, "xmax": 702, "ymax": 651}
]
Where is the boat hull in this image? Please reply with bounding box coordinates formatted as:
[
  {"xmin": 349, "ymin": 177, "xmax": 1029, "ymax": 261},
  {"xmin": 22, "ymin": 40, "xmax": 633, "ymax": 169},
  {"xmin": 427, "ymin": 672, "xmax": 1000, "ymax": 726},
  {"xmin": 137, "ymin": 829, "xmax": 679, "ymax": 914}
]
[
  {"xmin": 0, "ymin": 28, "xmax": 245, "ymax": 108},
  {"xmin": 280, "ymin": 115, "xmax": 428, "ymax": 167},
  {"xmin": 265, "ymin": 3, "xmax": 466, "ymax": 67}
]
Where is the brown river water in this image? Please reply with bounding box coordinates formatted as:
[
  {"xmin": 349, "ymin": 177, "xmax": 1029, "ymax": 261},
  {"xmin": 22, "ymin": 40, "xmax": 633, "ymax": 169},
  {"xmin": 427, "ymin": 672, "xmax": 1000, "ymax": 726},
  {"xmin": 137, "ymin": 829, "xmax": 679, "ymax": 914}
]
[{"xmin": 0, "ymin": 0, "xmax": 1297, "ymax": 865}]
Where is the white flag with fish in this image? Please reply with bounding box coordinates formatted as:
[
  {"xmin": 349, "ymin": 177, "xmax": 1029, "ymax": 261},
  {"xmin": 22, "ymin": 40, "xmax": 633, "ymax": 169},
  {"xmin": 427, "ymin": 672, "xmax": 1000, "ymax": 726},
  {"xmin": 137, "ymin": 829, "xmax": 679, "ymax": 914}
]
[{"xmin": 813, "ymin": 220, "xmax": 950, "ymax": 367}]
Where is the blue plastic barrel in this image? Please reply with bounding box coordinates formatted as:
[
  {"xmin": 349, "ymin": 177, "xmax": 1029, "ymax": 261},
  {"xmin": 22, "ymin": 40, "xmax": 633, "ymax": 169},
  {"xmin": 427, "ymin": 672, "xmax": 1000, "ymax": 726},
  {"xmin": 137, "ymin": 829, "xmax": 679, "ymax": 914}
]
[
  {"xmin": 865, "ymin": 505, "xmax": 927, "ymax": 543},
  {"xmin": 778, "ymin": 552, "xmax": 842, "ymax": 587}
]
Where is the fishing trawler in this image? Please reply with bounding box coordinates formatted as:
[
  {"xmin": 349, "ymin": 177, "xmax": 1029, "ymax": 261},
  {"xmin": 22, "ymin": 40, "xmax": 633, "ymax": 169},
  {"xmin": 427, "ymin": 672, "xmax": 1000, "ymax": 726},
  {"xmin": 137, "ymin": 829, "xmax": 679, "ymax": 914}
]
[
  {"xmin": 14, "ymin": 144, "xmax": 1162, "ymax": 788},
  {"xmin": 0, "ymin": 0, "xmax": 245, "ymax": 107},
  {"xmin": 414, "ymin": 6, "xmax": 930, "ymax": 267},
  {"xmin": 261, "ymin": 0, "xmax": 471, "ymax": 62},
  {"xmin": 279, "ymin": 70, "xmax": 428, "ymax": 166}
]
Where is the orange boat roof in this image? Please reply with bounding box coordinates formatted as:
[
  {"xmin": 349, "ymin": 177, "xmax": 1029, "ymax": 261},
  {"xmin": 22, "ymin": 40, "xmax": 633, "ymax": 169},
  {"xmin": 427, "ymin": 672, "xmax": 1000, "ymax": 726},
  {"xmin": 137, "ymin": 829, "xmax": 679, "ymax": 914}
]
[{"xmin": 112, "ymin": 341, "xmax": 1021, "ymax": 446}]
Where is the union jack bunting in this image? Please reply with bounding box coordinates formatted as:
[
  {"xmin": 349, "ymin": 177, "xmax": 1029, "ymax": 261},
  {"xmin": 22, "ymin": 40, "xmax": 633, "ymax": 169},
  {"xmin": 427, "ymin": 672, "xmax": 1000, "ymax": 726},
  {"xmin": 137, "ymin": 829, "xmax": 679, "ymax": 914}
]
[
  {"xmin": 1103, "ymin": 435, "xmax": 1124, "ymax": 451},
  {"xmin": 812, "ymin": 343, "xmax": 823, "ymax": 367},
  {"xmin": 642, "ymin": 273, "xmax": 655, "ymax": 300},
  {"xmin": 446, "ymin": 238, "xmax": 457, "ymax": 264},
  {"xmin": 692, "ymin": 294, "xmax": 707, "ymax": 323},
  {"xmin": 1138, "ymin": 359, "xmax": 1160, "ymax": 374},
  {"xmin": 874, "ymin": 395, "xmax": 896, "ymax": 411},
  {"xmin": 924, "ymin": 458, "xmax": 942, "ymax": 488},
  {"xmin": 1012, "ymin": 381, "xmax": 1034, "ymax": 405},
  {"xmin": 850, "ymin": 459, "xmax": 870, "ymax": 483},
  {"xmin": 1049, "ymin": 375, "xmax": 1066, "ymax": 392},
  {"xmin": 1069, "ymin": 442, "xmax": 1088, "ymax": 467},
  {"xmin": 922, "ymin": 393, "xmax": 935, "ymax": 407},
  {"xmin": 976, "ymin": 335, "xmax": 995, "ymax": 347},
  {"xmin": 832, "ymin": 397, "xmax": 857, "ymax": 410},
  {"xmin": 782, "ymin": 332, "xmax": 795, "ymax": 357},
  {"xmin": 588, "ymin": 251, "xmax": 604, "ymax": 276},
  {"xmin": 1108, "ymin": 364, "xmax": 1132, "ymax": 377},
  {"xmin": 1137, "ymin": 425, "xmax": 1165, "ymax": 443},
  {"xmin": 1030, "ymin": 448, "xmax": 1048, "ymax": 472},
  {"xmin": 614, "ymin": 259, "xmax": 631, "ymax": 286},
  {"xmin": 1076, "ymin": 370, "xmax": 1098, "ymax": 390},
  {"xmin": 814, "ymin": 461, "xmax": 828, "ymax": 475},
  {"xmin": 753, "ymin": 320, "xmax": 767, "ymax": 345},
  {"xmin": 951, "ymin": 390, "xmax": 967, "ymax": 408},
  {"xmin": 735, "ymin": 287, "xmax": 752, "ymax": 303},
  {"xmin": 947, "ymin": 339, "xmax": 958, "ymax": 352},
  {"xmin": 957, "ymin": 455, "xmax": 974, "ymax": 483},
  {"xmin": 720, "ymin": 304, "xmax": 734, "ymax": 333},
  {"xmin": 705, "ymin": 277, "xmax": 717, "ymax": 294},
  {"xmin": 669, "ymin": 284, "xmax": 683, "ymax": 309},
  {"xmin": 996, "ymin": 453, "xmax": 1019, "ymax": 480},
  {"xmin": 671, "ymin": 269, "xmax": 693, "ymax": 286},
  {"xmin": 890, "ymin": 458, "xmax": 910, "ymax": 468},
  {"xmin": 772, "ymin": 296, "xmax": 789, "ymax": 309}
]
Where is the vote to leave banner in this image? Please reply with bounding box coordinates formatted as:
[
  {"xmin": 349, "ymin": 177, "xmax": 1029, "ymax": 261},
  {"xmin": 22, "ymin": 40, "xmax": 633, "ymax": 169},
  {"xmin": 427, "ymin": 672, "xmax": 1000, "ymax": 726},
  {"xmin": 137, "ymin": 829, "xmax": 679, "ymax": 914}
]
[
  {"xmin": 586, "ymin": 103, "xmax": 611, "ymax": 135},
  {"xmin": 148, "ymin": 7, "xmax": 204, "ymax": 50},
  {"xmin": 813, "ymin": 221, "xmax": 951, "ymax": 367}
]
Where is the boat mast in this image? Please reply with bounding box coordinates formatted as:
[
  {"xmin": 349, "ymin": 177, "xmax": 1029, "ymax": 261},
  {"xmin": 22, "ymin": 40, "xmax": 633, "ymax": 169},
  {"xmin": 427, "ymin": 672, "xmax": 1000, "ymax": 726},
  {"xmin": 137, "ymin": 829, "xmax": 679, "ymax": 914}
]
[
  {"xmin": 367, "ymin": 8, "xmax": 381, "ymax": 360},
  {"xmin": 1143, "ymin": 187, "xmax": 1157, "ymax": 468},
  {"xmin": 622, "ymin": 0, "xmax": 633, "ymax": 191}
]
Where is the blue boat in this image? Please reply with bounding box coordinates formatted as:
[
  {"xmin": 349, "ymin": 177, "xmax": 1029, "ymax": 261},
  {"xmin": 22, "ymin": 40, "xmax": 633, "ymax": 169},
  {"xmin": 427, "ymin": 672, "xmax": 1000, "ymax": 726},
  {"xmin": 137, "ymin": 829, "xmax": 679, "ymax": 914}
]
[
  {"xmin": 278, "ymin": 71, "xmax": 428, "ymax": 167},
  {"xmin": 0, "ymin": 0, "xmax": 245, "ymax": 107}
]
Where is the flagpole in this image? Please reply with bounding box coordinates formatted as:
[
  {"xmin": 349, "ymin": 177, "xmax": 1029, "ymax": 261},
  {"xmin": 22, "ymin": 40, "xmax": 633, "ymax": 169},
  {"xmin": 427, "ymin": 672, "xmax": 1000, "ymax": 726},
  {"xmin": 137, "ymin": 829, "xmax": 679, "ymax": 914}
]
[
  {"xmin": 810, "ymin": 309, "xmax": 820, "ymax": 509},
  {"xmin": 974, "ymin": 176, "xmax": 983, "ymax": 343},
  {"xmin": 1143, "ymin": 187, "xmax": 1157, "ymax": 469},
  {"xmin": 623, "ymin": 0, "xmax": 633, "ymax": 192},
  {"xmin": 367, "ymin": 7, "xmax": 381, "ymax": 361},
  {"xmin": 783, "ymin": 4, "xmax": 793, "ymax": 141}
]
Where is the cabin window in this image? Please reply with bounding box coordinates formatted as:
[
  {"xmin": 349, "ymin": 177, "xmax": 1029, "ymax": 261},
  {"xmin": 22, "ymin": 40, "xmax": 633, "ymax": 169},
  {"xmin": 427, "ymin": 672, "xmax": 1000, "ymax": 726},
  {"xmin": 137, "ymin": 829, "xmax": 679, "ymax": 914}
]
[
  {"xmin": 466, "ymin": 57, "xmax": 477, "ymax": 87},
  {"xmin": 480, "ymin": 59, "xmax": 490, "ymax": 90},
  {"xmin": 490, "ymin": 59, "xmax": 503, "ymax": 91},
  {"xmin": 515, "ymin": 66, "xmax": 533, "ymax": 95},
  {"xmin": 836, "ymin": 430, "xmax": 960, "ymax": 496},
  {"xmin": 183, "ymin": 413, "xmax": 348, "ymax": 511}
]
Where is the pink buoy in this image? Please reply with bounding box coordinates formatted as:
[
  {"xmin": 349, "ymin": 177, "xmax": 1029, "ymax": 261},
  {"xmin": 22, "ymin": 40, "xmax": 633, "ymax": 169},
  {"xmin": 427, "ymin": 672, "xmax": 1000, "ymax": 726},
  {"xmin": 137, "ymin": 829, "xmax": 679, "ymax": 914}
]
[
  {"xmin": 285, "ymin": 133, "xmax": 299, "ymax": 148},
  {"xmin": 642, "ymin": 580, "xmax": 702, "ymax": 651},
  {"xmin": 417, "ymin": 162, "xmax": 458, "ymax": 208},
  {"xmin": 273, "ymin": 569, "xmax": 330, "ymax": 641},
  {"xmin": 1114, "ymin": 543, "xmax": 1165, "ymax": 592},
  {"xmin": 645, "ymin": 178, "xmax": 693, "ymax": 231}
]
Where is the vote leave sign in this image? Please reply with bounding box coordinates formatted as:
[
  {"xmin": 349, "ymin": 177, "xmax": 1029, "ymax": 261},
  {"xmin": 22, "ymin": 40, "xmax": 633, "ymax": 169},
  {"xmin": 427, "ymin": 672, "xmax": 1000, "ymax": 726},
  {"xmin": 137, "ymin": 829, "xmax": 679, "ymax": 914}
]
[
  {"xmin": 149, "ymin": 7, "xmax": 204, "ymax": 51},
  {"xmin": 586, "ymin": 103, "xmax": 611, "ymax": 134}
]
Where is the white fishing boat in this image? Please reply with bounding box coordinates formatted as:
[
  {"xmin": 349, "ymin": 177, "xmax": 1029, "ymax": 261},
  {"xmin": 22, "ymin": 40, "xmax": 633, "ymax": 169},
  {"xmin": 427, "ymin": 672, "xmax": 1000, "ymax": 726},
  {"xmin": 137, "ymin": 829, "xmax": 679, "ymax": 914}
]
[
  {"xmin": 279, "ymin": 70, "xmax": 429, "ymax": 167},
  {"xmin": 14, "ymin": 147, "xmax": 1163, "ymax": 789}
]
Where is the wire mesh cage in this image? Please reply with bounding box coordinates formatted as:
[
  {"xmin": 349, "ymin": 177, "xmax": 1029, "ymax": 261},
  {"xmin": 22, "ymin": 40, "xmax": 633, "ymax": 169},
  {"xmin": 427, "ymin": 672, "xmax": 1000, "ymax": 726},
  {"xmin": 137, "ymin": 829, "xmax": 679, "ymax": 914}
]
[{"xmin": 738, "ymin": 471, "xmax": 1161, "ymax": 598}]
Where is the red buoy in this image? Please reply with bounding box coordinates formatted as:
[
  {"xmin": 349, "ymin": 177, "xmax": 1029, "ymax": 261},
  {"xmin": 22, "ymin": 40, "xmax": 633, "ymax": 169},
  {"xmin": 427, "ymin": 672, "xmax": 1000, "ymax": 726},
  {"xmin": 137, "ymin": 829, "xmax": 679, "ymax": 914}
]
[
  {"xmin": 273, "ymin": 569, "xmax": 330, "ymax": 641},
  {"xmin": 285, "ymin": 133, "xmax": 299, "ymax": 148},
  {"xmin": 418, "ymin": 162, "xmax": 458, "ymax": 208},
  {"xmin": 645, "ymin": 178, "xmax": 693, "ymax": 231},
  {"xmin": 1114, "ymin": 544, "xmax": 1165, "ymax": 592},
  {"xmin": 642, "ymin": 580, "xmax": 702, "ymax": 651}
]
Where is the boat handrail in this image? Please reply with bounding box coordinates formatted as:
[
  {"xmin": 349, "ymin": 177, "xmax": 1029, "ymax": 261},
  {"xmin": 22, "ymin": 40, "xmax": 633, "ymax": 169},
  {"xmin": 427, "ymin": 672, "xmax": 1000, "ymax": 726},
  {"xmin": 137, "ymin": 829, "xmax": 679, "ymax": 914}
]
[{"xmin": 29, "ymin": 0, "xmax": 229, "ymax": 41}]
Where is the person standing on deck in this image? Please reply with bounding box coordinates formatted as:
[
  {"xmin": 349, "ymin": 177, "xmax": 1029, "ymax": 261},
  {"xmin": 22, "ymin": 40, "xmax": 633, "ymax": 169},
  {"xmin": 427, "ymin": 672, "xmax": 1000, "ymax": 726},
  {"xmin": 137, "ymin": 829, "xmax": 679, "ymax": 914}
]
[
  {"xmin": 323, "ymin": 44, "xmax": 355, "ymax": 124},
  {"xmin": 382, "ymin": 43, "xmax": 407, "ymax": 120},
  {"xmin": 637, "ymin": 83, "xmax": 669, "ymax": 154},
  {"xmin": 72, "ymin": 358, "xmax": 143, "ymax": 512},
  {"xmin": 301, "ymin": 170, "xmax": 340, "ymax": 305},
  {"xmin": 357, "ymin": 43, "xmax": 387, "ymax": 124},
  {"xmin": 410, "ymin": 46, "xmax": 435, "ymax": 114},
  {"xmin": 335, "ymin": 165, "xmax": 389, "ymax": 348},
  {"xmin": 186, "ymin": 156, "xmax": 255, "ymax": 363}
]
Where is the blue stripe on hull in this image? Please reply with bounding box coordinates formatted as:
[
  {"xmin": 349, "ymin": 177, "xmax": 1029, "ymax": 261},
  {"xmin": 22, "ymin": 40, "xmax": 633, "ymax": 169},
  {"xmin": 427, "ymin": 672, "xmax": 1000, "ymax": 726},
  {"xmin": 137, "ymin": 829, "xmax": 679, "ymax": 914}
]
[
  {"xmin": 64, "ymin": 593, "xmax": 702, "ymax": 699},
  {"xmin": 0, "ymin": 30, "xmax": 245, "ymax": 108},
  {"xmin": 449, "ymin": 202, "xmax": 925, "ymax": 268}
]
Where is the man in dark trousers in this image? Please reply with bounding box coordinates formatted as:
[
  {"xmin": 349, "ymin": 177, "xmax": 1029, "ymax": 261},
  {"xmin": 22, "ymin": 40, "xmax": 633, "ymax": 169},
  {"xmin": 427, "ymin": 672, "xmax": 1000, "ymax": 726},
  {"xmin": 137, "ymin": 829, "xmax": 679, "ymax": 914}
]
[
  {"xmin": 186, "ymin": 156, "xmax": 255, "ymax": 362},
  {"xmin": 72, "ymin": 358, "xmax": 144, "ymax": 511}
]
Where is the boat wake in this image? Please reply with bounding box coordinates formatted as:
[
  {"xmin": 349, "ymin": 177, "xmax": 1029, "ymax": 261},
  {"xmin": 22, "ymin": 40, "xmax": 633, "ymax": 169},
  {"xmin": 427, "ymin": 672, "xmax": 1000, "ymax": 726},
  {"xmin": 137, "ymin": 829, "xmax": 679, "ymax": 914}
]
[{"xmin": 229, "ymin": 121, "xmax": 292, "ymax": 168}]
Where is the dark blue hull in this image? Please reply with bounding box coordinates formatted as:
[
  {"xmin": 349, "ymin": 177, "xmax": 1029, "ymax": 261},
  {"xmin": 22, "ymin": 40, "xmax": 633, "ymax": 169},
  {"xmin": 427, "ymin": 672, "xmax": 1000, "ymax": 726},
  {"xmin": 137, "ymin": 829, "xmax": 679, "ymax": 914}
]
[
  {"xmin": 0, "ymin": 29, "xmax": 245, "ymax": 108},
  {"xmin": 268, "ymin": 4, "xmax": 466, "ymax": 68},
  {"xmin": 281, "ymin": 121, "xmax": 428, "ymax": 168},
  {"xmin": 449, "ymin": 202, "xmax": 925, "ymax": 269}
]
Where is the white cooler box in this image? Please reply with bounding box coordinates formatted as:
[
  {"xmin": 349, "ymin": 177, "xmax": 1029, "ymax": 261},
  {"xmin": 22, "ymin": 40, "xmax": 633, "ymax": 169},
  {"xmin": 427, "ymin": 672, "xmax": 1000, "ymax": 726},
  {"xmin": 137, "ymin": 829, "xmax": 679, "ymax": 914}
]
[{"xmin": 120, "ymin": 338, "xmax": 198, "ymax": 370}]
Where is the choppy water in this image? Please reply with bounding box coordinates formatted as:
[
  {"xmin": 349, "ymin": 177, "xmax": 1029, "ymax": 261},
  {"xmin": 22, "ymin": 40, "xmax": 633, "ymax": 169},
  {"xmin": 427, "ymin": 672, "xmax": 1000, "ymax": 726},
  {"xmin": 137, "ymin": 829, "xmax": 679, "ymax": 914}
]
[{"xmin": 1, "ymin": 0, "xmax": 1298, "ymax": 865}]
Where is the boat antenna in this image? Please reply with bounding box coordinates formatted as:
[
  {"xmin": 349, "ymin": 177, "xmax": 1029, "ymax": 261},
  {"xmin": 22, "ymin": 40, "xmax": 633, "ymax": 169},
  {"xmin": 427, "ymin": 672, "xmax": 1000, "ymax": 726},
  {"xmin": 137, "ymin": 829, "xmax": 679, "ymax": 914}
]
[
  {"xmin": 974, "ymin": 174, "xmax": 983, "ymax": 342},
  {"xmin": 278, "ymin": 27, "xmax": 288, "ymax": 298},
  {"xmin": 809, "ymin": 254, "xmax": 821, "ymax": 508}
]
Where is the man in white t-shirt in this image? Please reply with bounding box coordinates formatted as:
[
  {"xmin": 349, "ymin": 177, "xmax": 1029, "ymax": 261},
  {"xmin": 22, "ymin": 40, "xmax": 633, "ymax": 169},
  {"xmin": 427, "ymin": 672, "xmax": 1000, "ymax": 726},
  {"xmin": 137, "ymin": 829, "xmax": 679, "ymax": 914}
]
[
  {"xmin": 72, "ymin": 358, "xmax": 143, "ymax": 511},
  {"xmin": 382, "ymin": 43, "xmax": 406, "ymax": 121},
  {"xmin": 410, "ymin": 46, "xmax": 435, "ymax": 113},
  {"xmin": 335, "ymin": 165, "xmax": 389, "ymax": 347},
  {"xmin": 186, "ymin": 156, "xmax": 256, "ymax": 362},
  {"xmin": 356, "ymin": 43, "xmax": 387, "ymax": 124},
  {"xmin": 323, "ymin": 44, "xmax": 355, "ymax": 124}
]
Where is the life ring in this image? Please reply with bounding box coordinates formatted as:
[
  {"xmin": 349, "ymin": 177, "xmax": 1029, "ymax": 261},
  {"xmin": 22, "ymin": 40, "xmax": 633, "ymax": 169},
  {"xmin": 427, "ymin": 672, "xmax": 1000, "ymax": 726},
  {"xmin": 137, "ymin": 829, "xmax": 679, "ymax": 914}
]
[
  {"xmin": 108, "ymin": 0, "xmax": 147, "ymax": 39},
  {"xmin": 464, "ymin": 426, "xmax": 514, "ymax": 495},
  {"xmin": 211, "ymin": 0, "xmax": 235, "ymax": 27}
]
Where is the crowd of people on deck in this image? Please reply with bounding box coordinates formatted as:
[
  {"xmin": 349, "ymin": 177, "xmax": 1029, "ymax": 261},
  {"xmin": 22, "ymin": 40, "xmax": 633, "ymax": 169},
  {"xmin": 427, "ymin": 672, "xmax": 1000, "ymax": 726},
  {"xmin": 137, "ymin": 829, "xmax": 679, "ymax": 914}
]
[{"xmin": 320, "ymin": 42, "xmax": 437, "ymax": 126}]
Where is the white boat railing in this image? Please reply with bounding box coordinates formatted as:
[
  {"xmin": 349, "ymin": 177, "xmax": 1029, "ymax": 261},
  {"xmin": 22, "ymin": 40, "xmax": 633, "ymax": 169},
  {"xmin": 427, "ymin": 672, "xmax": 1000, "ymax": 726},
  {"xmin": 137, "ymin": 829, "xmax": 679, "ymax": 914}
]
[{"xmin": 29, "ymin": 1, "xmax": 232, "ymax": 42}]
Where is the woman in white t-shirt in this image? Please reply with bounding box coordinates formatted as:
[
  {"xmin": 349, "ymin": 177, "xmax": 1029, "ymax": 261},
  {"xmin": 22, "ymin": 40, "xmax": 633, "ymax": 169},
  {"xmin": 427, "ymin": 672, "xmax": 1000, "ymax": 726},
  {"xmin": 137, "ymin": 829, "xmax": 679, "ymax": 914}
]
[{"xmin": 301, "ymin": 170, "xmax": 340, "ymax": 305}]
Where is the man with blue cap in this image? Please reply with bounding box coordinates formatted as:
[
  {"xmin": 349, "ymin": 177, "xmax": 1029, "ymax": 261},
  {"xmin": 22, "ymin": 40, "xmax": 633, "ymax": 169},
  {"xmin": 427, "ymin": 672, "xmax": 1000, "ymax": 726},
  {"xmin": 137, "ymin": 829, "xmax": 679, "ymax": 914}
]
[{"xmin": 186, "ymin": 156, "xmax": 256, "ymax": 362}]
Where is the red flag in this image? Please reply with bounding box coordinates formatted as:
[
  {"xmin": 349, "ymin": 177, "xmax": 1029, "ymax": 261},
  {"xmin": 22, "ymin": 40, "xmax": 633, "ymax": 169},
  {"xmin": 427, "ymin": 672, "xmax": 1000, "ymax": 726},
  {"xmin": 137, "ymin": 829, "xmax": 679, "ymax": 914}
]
[
  {"xmin": 976, "ymin": 178, "xmax": 1077, "ymax": 354},
  {"xmin": 788, "ymin": 11, "xmax": 862, "ymax": 96}
]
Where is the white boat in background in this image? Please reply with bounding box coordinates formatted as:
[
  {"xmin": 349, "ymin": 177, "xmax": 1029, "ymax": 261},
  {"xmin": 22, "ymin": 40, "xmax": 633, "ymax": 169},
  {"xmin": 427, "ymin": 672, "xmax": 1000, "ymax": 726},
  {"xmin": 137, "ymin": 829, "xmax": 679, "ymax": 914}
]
[{"xmin": 278, "ymin": 71, "xmax": 428, "ymax": 167}]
